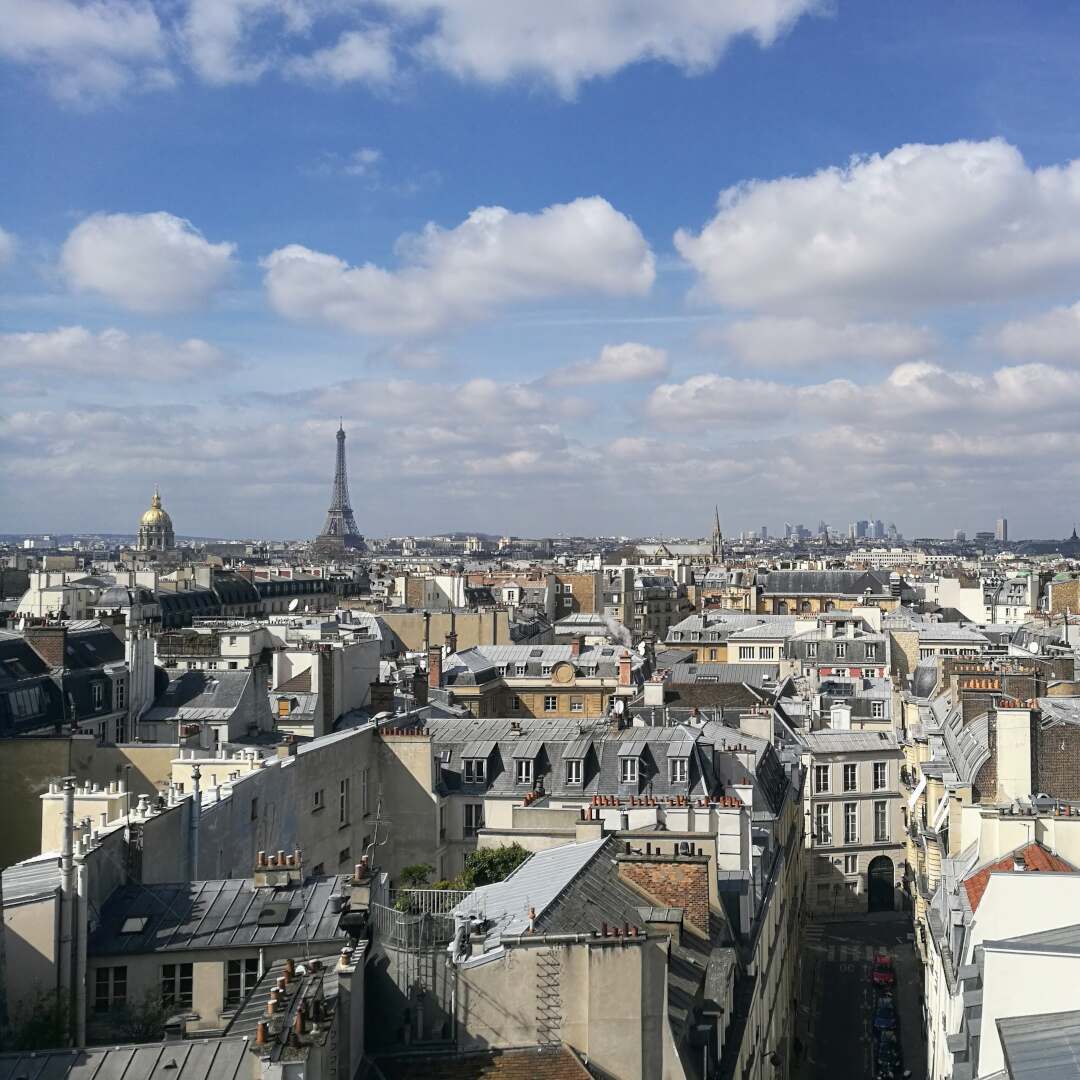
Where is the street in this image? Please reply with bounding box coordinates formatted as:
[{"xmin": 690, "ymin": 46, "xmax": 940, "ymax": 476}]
[{"xmin": 796, "ymin": 913, "xmax": 926, "ymax": 1080}]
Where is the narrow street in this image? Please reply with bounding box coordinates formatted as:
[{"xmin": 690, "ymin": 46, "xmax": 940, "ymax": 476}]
[{"xmin": 796, "ymin": 913, "xmax": 926, "ymax": 1080}]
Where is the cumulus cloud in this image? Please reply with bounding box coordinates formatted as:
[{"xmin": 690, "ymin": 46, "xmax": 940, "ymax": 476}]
[
  {"xmin": 546, "ymin": 342, "xmax": 669, "ymax": 387},
  {"xmin": 286, "ymin": 28, "xmax": 395, "ymax": 84},
  {"xmin": 383, "ymin": 0, "xmax": 822, "ymax": 96},
  {"xmin": 712, "ymin": 316, "xmax": 936, "ymax": 369},
  {"xmin": 61, "ymin": 212, "xmax": 236, "ymax": 313},
  {"xmin": 989, "ymin": 302, "xmax": 1080, "ymax": 362},
  {"xmin": 262, "ymin": 197, "xmax": 654, "ymax": 335},
  {"xmin": 676, "ymin": 139, "xmax": 1080, "ymax": 315},
  {"xmin": 0, "ymin": 325, "xmax": 231, "ymax": 381},
  {"xmin": 0, "ymin": 0, "xmax": 170, "ymax": 104}
]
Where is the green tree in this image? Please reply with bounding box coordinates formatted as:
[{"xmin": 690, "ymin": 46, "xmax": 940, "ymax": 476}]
[
  {"xmin": 5, "ymin": 990, "xmax": 67, "ymax": 1051},
  {"xmin": 458, "ymin": 844, "xmax": 530, "ymax": 888},
  {"xmin": 398, "ymin": 863, "xmax": 434, "ymax": 888}
]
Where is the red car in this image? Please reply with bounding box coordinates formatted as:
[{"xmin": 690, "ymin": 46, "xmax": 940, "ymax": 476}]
[{"xmin": 872, "ymin": 954, "xmax": 895, "ymax": 988}]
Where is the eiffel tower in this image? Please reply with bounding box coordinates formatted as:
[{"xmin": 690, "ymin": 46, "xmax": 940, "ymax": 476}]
[{"xmin": 315, "ymin": 422, "xmax": 365, "ymax": 552}]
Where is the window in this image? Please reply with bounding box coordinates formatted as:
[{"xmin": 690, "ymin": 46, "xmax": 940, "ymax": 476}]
[
  {"xmin": 92, "ymin": 683, "xmax": 104, "ymax": 709},
  {"xmin": 515, "ymin": 759, "xmax": 533, "ymax": 785},
  {"xmin": 161, "ymin": 962, "xmax": 193, "ymax": 1008},
  {"xmin": 541, "ymin": 665, "xmax": 553, "ymax": 676},
  {"xmin": 226, "ymin": 958, "xmax": 259, "ymax": 1007},
  {"xmin": 515, "ymin": 664, "xmax": 527, "ymax": 676},
  {"xmin": 312, "ymin": 789, "xmax": 324, "ymax": 812},
  {"xmin": 864, "ymin": 669, "xmax": 876, "ymax": 679},
  {"xmin": 843, "ymin": 764, "xmax": 857, "ymax": 792},
  {"xmin": 463, "ymin": 758, "xmax": 487, "ymax": 784},
  {"xmin": 835, "ymin": 643, "xmax": 847, "ymax": 659},
  {"xmin": 813, "ymin": 764, "xmax": 830, "ymax": 794},
  {"xmin": 814, "ymin": 803, "xmax": 831, "ymax": 845},
  {"xmin": 510, "ymin": 696, "xmax": 521, "ymax": 711},
  {"xmin": 563, "ymin": 584, "xmax": 573, "ymax": 595},
  {"xmin": 759, "ymin": 646, "xmax": 775, "ymax": 660},
  {"xmin": 464, "ymin": 803, "xmax": 484, "ymax": 837},
  {"xmin": 544, "ymin": 695, "xmax": 557, "ymax": 712},
  {"xmin": 872, "ymin": 701, "xmax": 885, "ymax": 719},
  {"xmin": 339, "ymin": 778, "xmax": 351, "ymax": 825},
  {"xmin": 250, "ymin": 796, "xmax": 258, "ymax": 821},
  {"xmin": 844, "ymin": 802, "xmax": 858, "ymax": 844},
  {"xmin": 866, "ymin": 644, "xmax": 877, "ymax": 660},
  {"xmin": 570, "ymin": 696, "xmax": 584, "ymax": 713},
  {"xmin": 207, "ymin": 661, "xmax": 218, "ymax": 670},
  {"xmin": 620, "ymin": 757, "xmax": 638, "ymax": 784},
  {"xmin": 807, "ymin": 642, "xmax": 817, "ymax": 659},
  {"xmin": 565, "ymin": 759, "xmax": 582, "ymax": 785},
  {"xmin": 361, "ymin": 768, "xmax": 370, "ymax": 815},
  {"xmin": 738, "ymin": 646, "xmax": 754, "ymax": 660},
  {"xmin": 708, "ymin": 648, "xmax": 718, "ymax": 660},
  {"xmin": 115, "ymin": 680, "xmax": 126, "ymax": 711},
  {"xmin": 339, "ymin": 846, "xmax": 351, "ymax": 864},
  {"xmin": 671, "ymin": 631, "xmax": 682, "ymax": 641},
  {"xmin": 874, "ymin": 800, "xmax": 889, "ymax": 842},
  {"xmin": 94, "ymin": 966, "xmax": 127, "ymax": 1012},
  {"xmin": 873, "ymin": 762, "xmax": 887, "ymax": 790},
  {"xmin": 8, "ymin": 686, "xmax": 44, "ymax": 719},
  {"xmin": 816, "ymin": 882, "xmax": 831, "ymax": 903},
  {"xmin": 843, "ymin": 854, "xmax": 858, "ymax": 875},
  {"xmin": 670, "ymin": 758, "xmax": 688, "ymax": 784}
]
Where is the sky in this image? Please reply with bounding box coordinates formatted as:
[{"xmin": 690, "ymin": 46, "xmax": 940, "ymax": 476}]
[{"xmin": 3, "ymin": 2, "xmax": 1080, "ymax": 541}]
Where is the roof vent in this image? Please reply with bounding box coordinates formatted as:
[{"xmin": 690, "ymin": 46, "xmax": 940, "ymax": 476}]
[{"xmin": 258, "ymin": 900, "xmax": 293, "ymax": 926}]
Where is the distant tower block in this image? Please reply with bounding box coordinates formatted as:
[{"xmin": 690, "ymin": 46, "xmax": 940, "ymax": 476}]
[{"xmin": 315, "ymin": 423, "xmax": 365, "ymax": 552}]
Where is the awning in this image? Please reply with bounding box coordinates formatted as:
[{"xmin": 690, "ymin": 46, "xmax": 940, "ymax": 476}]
[
  {"xmin": 563, "ymin": 735, "xmax": 593, "ymax": 760},
  {"xmin": 460, "ymin": 740, "xmax": 496, "ymax": 759},
  {"xmin": 511, "ymin": 739, "xmax": 543, "ymax": 759},
  {"xmin": 908, "ymin": 772, "xmax": 927, "ymax": 811},
  {"xmin": 618, "ymin": 739, "xmax": 646, "ymax": 758}
]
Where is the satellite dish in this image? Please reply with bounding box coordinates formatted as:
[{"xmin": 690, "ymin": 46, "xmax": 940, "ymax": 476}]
[
  {"xmin": 613, "ymin": 699, "xmax": 625, "ymax": 715},
  {"xmin": 288, "ymin": 598, "xmax": 300, "ymax": 612}
]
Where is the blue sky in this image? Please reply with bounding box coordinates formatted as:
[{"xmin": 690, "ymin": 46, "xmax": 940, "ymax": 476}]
[{"xmin": 3, "ymin": 1, "xmax": 1080, "ymax": 540}]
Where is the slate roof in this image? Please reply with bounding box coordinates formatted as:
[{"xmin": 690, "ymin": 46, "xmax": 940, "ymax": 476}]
[
  {"xmin": 757, "ymin": 570, "xmax": 893, "ymax": 596},
  {"xmin": 997, "ymin": 1009, "xmax": 1080, "ymax": 1080},
  {"xmin": 373, "ymin": 1046, "xmax": 591, "ymax": 1079},
  {"xmin": 801, "ymin": 730, "xmax": 899, "ymax": 754},
  {"xmin": 144, "ymin": 670, "xmax": 252, "ymax": 721},
  {"xmin": 962, "ymin": 843, "xmax": 1075, "ymax": 911},
  {"xmin": 1038, "ymin": 698, "xmax": 1080, "ymax": 728},
  {"xmin": 428, "ymin": 718, "xmax": 717, "ymax": 800},
  {"xmin": 2, "ymin": 853, "xmax": 61, "ymax": 905},
  {"xmin": 442, "ymin": 644, "xmax": 641, "ymax": 685},
  {"xmin": 0, "ymin": 1040, "xmax": 251, "ymax": 1080},
  {"xmin": 89, "ymin": 875, "xmax": 348, "ymax": 955}
]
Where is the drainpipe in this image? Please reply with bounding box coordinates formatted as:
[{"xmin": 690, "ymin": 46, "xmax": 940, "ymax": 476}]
[
  {"xmin": 74, "ymin": 857, "xmax": 88, "ymax": 1046},
  {"xmin": 58, "ymin": 776, "xmax": 75, "ymax": 1044},
  {"xmin": 189, "ymin": 764, "xmax": 202, "ymax": 880}
]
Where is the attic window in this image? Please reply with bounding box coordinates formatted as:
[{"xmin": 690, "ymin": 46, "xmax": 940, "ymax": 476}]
[{"xmin": 120, "ymin": 916, "xmax": 149, "ymax": 934}]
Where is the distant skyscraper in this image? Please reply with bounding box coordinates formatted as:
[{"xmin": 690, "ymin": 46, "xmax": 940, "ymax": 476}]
[
  {"xmin": 953, "ymin": 529, "xmax": 966, "ymax": 542},
  {"xmin": 817, "ymin": 520, "xmax": 827, "ymax": 537},
  {"xmin": 996, "ymin": 517, "xmax": 1008, "ymax": 542},
  {"xmin": 760, "ymin": 525, "xmax": 768, "ymax": 540},
  {"xmin": 315, "ymin": 423, "xmax": 365, "ymax": 552},
  {"xmin": 871, "ymin": 519, "xmax": 885, "ymax": 540}
]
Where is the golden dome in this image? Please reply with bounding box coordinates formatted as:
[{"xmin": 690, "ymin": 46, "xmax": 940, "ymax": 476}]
[{"xmin": 140, "ymin": 488, "xmax": 172, "ymax": 527}]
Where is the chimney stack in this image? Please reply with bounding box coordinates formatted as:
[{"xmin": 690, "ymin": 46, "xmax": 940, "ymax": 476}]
[
  {"xmin": 570, "ymin": 636, "xmax": 583, "ymax": 658},
  {"xmin": 618, "ymin": 649, "xmax": 633, "ymax": 687},
  {"xmin": 25, "ymin": 623, "xmax": 67, "ymax": 669},
  {"xmin": 427, "ymin": 645, "xmax": 443, "ymax": 691}
]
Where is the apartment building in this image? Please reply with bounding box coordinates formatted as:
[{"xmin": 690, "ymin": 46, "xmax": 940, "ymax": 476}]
[
  {"xmin": 755, "ymin": 569, "xmax": 905, "ymax": 614},
  {"xmin": 801, "ymin": 729, "xmax": 905, "ymax": 916}
]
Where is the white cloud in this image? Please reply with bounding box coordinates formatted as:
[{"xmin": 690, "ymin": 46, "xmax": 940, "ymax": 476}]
[
  {"xmin": 989, "ymin": 302, "xmax": 1080, "ymax": 362},
  {"xmin": 286, "ymin": 28, "xmax": 395, "ymax": 84},
  {"xmin": 0, "ymin": 325, "xmax": 231, "ymax": 381},
  {"xmin": 0, "ymin": 227, "xmax": 14, "ymax": 266},
  {"xmin": 384, "ymin": 0, "xmax": 822, "ymax": 96},
  {"xmin": 0, "ymin": 0, "xmax": 170, "ymax": 104},
  {"xmin": 712, "ymin": 316, "xmax": 935, "ymax": 368},
  {"xmin": 676, "ymin": 139, "xmax": 1080, "ymax": 316},
  {"xmin": 61, "ymin": 212, "xmax": 236, "ymax": 314},
  {"xmin": 262, "ymin": 196, "xmax": 654, "ymax": 335},
  {"xmin": 344, "ymin": 147, "xmax": 382, "ymax": 177},
  {"xmin": 547, "ymin": 342, "xmax": 668, "ymax": 386}
]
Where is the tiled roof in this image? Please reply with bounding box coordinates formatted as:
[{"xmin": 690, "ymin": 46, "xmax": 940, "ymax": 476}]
[
  {"xmin": 962, "ymin": 842, "xmax": 1076, "ymax": 911},
  {"xmin": 275, "ymin": 668, "xmax": 312, "ymax": 693}
]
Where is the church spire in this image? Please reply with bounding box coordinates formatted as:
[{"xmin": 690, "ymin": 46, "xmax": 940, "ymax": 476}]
[{"xmin": 711, "ymin": 506, "xmax": 725, "ymax": 562}]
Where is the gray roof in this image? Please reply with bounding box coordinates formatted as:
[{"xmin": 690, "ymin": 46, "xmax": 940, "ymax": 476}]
[
  {"xmin": 145, "ymin": 670, "xmax": 252, "ymax": 721},
  {"xmin": 453, "ymin": 837, "xmax": 608, "ymax": 953},
  {"xmin": 998, "ymin": 1009, "xmax": 1080, "ymax": 1080},
  {"xmin": 801, "ymin": 729, "xmax": 900, "ymax": 754},
  {"xmin": 725, "ymin": 619, "xmax": 798, "ymax": 640},
  {"xmin": 1038, "ymin": 698, "xmax": 1080, "ymax": 728},
  {"xmin": 758, "ymin": 569, "xmax": 893, "ymax": 596},
  {"xmin": 89, "ymin": 876, "xmax": 348, "ymax": 955},
  {"xmin": 1000, "ymin": 922, "xmax": 1080, "ymax": 951},
  {"xmin": 667, "ymin": 663, "xmax": 778, "ymax": 687},
  {"xmin": 0, "ymin": 1040, "xmax": 251, "ymax": 1080},
  {"xmin": 442, "ymin": 643, "xmax": 640, "ymax": 685},
  {"xmin": 2, "ymin": 854, "xmax": 61, "ymax": 906}
]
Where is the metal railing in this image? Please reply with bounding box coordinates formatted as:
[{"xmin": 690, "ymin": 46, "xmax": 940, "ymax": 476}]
[
  {"xmin": 387, "ymin": 887, "xmax": 472, "ymax": 916},
  {"xmin": 369, "ymin": 901, "xmax": 458, "ymax": 949}
]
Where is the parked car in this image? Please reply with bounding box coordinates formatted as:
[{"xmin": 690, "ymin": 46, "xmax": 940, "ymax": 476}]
[
  {"xmin": 873, "ymin": 996, "xmax": 898, "ymax": 1031},
  {"xmin": 872, "ymin": 955, "xmax": 896, "ymax": 988}
]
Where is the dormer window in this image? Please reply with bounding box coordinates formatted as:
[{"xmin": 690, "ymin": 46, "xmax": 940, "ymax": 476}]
[
  {"xmin": 566, "ymin": 759, "xmax": 582, "ymax": 784},
  {"xmin": 515, "ymin": 664, "xmax": 527, "ymax": 676},
  {"xmin": 807, "ymin": 642, "xmax": 817, "ymax": 658},
  {"xmin": 670, "ymin": 758, "xmax": 688, "ymax": 784},
  {"xmin": 516, "ymin": 759, "xmax": 533, "ymax": 785},
  {"xmin": 835, "ymin": 642, "xmax": 847, "ymax": 659},
  {"xmin": 542, "ymin": 664, "xmax": 553, "ymax": 676},
  {"xmin": 866, "ymin": 644, "xmax": 877, "ymax": 660},
  {"xmin": 620, "ymin": 758, "xmax": 638, "ymax": 784},
  {"xmin": 671, "ymin": 631, "xmax": 681, "ymax": 641},
  {"xmin": 464, "ymin": 758, "xmax": 487, "ymax": 784}
]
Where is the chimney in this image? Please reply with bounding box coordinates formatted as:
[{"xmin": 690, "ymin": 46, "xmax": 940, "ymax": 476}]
[
  {"xmin": 570, "ymin": 636, "xmax": 583, "ymax": 658},
  {"xmin": 25, "ymin": 624, "xmax": 67, "ymax": 668},
  {"xmin": 316, "ymin": 644, "xmax": 335, "ymax": 739},
  {"xmin": 427, "ymin": 645, "xmax": 443, "ymax": 691},
  {"xmin": 618, "ymin": 649, "xmax": 633, "ymax": 687},
  {"xmin": 446, "ymin": 611, "xmax": 457, "ymax": 655}
]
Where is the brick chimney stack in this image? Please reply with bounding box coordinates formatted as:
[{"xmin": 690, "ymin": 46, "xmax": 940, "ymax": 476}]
[
  {"xmin": 427, "ymin": 645, "xmax": 443, "ymax": 691},
  {"xmin": 25, "ymin": 624, "xmax": 67, "ymax": 669},
  {"xmin": 618, "ymin": 649, "xmax": 633, "ymax": 687},
  {"xmin": 570, "ymin": 636, "xmax": 583, "ymax": 658}
]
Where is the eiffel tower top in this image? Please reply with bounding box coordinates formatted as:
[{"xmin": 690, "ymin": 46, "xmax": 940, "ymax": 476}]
[{"xmin": 316, "ymin": 422, "xmax": 365, "ymax": 551}]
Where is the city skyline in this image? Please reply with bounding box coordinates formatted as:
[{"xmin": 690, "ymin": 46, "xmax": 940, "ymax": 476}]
[{"xmin": 5, "ymin": 4, "xmax": 1080, "ymax": 537}]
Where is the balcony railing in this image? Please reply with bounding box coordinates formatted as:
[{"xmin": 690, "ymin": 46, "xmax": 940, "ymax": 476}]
[{"xmin": 387, "ymin": 887, "xmax": 472, "ymax": 916}]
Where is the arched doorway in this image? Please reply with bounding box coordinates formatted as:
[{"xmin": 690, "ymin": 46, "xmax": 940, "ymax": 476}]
[{"xmin": 868, "ymin": 855, "xmax": 894, "ymax": 911}]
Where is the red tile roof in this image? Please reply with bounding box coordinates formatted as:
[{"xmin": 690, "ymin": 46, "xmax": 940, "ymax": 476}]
[{"xmin": 962, "ymin": 842, "xmax": 1075, "ymax": 911}]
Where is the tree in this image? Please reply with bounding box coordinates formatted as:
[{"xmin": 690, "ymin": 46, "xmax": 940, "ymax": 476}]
[
  {"xmin": 5, "ymin": 990, "xmax": 67, "ymax": 1051},
  {"xmin": 399, "ymin": 863, "xmax": 434, "ymax": 888},
  {"xmin": 458, "ymin": 844, "xmax": 530, "ymax": 889}
]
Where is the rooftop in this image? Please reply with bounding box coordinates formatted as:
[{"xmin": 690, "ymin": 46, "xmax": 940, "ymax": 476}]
[{"xmin": 962, "ymin": 842, "xmax": 1076, "ymax": 911}]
